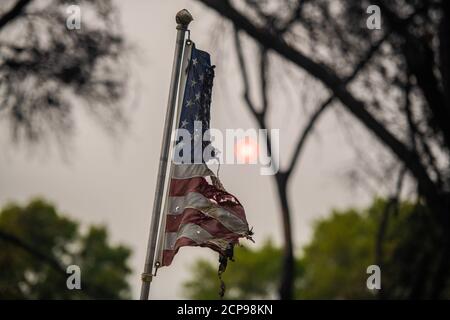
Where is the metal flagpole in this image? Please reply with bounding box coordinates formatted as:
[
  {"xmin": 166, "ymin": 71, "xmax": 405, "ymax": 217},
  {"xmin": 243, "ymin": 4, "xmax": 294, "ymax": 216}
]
[
  {"xmin": 140, "ymin": 9, "xmax": 193, "ymax": 300},
  {"xmin": 154, "ymin": 40, "xmax": 193, "ymax": 266}
]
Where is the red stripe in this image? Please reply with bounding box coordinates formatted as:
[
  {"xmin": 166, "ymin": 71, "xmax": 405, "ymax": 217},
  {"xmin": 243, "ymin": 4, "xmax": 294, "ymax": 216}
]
[
  {"xmin": 169, "ymin": 178, "xmax": 247, "ymax": 222},
  {"xmin": 169, "ymin": 177, "xmax": 207, "ymax": 196},
  {"xmin": 162, "ymin": 236, "xmax": 236, "ymax": 266},
  {"xmin": 162, "ymin": 237, "xmax": 195, "ymax": 266}
]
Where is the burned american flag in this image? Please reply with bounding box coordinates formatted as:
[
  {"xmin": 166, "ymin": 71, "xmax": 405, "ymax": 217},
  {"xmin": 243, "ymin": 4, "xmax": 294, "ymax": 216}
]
[{"xmin": 155, "ymin": 45, "xmax": 252, "ymax": 283}]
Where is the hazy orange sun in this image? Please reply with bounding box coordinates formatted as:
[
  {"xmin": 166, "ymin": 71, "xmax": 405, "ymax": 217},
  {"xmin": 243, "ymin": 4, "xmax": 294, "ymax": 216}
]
[{"xmin": 236, "ymin": 138, "xmax": 258, "ymax": 163}]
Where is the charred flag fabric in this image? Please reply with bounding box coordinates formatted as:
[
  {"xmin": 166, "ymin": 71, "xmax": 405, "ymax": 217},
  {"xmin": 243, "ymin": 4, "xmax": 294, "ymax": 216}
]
[{"xmin": 158, "ymin": 45, "xmax": 252, "ymax": 268}]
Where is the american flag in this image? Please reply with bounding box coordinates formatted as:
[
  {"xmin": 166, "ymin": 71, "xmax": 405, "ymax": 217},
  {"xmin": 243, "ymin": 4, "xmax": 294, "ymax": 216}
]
[{"xmin": 157, "ymin": 45, "xmax": 252, "ymax": 269}]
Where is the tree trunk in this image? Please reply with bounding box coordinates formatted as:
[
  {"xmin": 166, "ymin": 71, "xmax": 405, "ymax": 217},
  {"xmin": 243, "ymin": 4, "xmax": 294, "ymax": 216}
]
[
  {"xmin": 429, "ymin": 194, "xmax": 450, "ymax": 299},
  {"xmin": 430, "ymin": 238, "xmax": 450, "ymax": 299},
  {"xmin": 275, "ymin": 172, "xmax": 294, "ymax": 300}
]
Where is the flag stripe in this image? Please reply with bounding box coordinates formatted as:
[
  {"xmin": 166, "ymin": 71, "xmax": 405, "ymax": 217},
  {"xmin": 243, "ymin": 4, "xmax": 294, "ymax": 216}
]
[
  {"xmin": 165, "ymin": 208, "xmax": 246, "ymax": 239},
  {"xmin": 169, "ymin": 178, "xmax": 247, "ymax": 219},
  {"xmin": 168, "ymin": 191, "xmax": 246, "ymax": 220},
  {"xmin": 172, "ymin": 163, "xmax": 213, "ymax": 179},
  {"xmin": 169, "ymin": 176, "xmax": 206, "ymax": 197},
  {"xmin": 162, "ymin": 237, "xmax": 196, "ymax": 266},
  {"xmin": 164, "ymin": 223, "xmax": 213, "ymax": 250},
  {"xmin": 168, "ymin": 191, "xmax": 211, "ymax": 215},
  {"xmin": 166, "ymin": 193, "xmax": 248, "ymax": 234},
  {"xmin": 162, "ymin": 237, "xmax": 225, "ymax": 266}
]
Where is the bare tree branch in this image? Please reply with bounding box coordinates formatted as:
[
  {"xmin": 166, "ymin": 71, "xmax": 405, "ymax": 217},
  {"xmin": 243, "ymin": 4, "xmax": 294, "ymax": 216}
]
[
  {"xmin": 0, "ymin": 0, "xmax": 32, "ymax": 30},
  {"xmin": 233, "ymin": 25, "xmax": 293, "ymax": 300},
  {"xmin": 375, "ymin": 165, "xmax": 407, "ymax": 299},
  {"xmin": 259, "ymin": 48, "xmax": 269, "ymax": 115},
  {"xmin": 286, "ymin": 33, "xmax": 389, "ymax": 177},
  {"xmin": 0, "ymin": 227, "xmax": 99, "ymax": 298},
  {"xmin": 373, "ymin": 0, "xmax": 450, "ymax": 150},
  {"xmin": 0, "ymin": 228, "xmax": 65, "ymax": 275},
  {"xmin": 233, "ymin": 29, "xmax": 260, "ymax": 120},
  {"xmin": 197, "ymin": 0, "xmax": 443, "ymax": 218}
]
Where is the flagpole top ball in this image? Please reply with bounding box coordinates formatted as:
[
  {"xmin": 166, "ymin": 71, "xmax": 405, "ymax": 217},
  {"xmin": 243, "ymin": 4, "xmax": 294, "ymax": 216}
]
[{"xmin": 176, "ymin": 9, "xmax": 193, "ymax": 29}]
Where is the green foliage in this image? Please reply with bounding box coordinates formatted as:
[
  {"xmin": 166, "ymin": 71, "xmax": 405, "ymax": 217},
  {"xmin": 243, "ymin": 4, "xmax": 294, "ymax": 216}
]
[
  {"xmin": 184, "ymin": 198, "xmax": 441, "ymax": 299},
  {"xmin": 298, "ymin": 208, "xmax": 376, "ymax": 299},
  {"xmin": 375, "ymin": 200, "xmax": 441, "ymax": 299},
  {"xmin": 183, "ymin": 240, "xmax": 304, "ymax": 299},
  {"xmin": 0, "ymin": 198, "xmax": 131, "ymax": 299}
]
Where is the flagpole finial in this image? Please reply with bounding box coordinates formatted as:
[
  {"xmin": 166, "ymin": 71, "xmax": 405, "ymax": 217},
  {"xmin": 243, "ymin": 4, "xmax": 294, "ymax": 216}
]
[{"xmin": 176, "ymin": 9, "xmax": 193, "ymax": 30}]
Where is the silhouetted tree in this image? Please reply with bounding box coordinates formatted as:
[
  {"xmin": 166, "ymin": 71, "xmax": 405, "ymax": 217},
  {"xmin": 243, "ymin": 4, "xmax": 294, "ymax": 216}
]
[
  {"xmin": 184, "ymin": 199, "xmax": 444, "ymax": 299},
  {"xmin": 184, "ymin": 240, "xmax": 304, "ymax": 299},
  {"xmin": 0, "ymin": 198, "xmax": 132, "ymax": 299},
  {"xmin": 0, "ymin": 0, "xmax": 127, "ymax": 145},
  {"xmin": 196, "ymin": 0, "xmax": 450, "ymax": 299}
]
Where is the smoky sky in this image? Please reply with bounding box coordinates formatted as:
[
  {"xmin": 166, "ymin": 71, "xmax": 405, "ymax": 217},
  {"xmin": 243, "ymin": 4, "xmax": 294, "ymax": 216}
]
[{"xmin": 0, "ymin": 0, "xmax": 377, "ymax": 299}]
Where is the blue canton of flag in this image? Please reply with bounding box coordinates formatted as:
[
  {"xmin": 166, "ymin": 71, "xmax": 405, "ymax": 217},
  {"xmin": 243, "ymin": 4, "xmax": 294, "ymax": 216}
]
[{"xmin": 175, "ymin": 45, "xmax": 215, "ymax": 164}]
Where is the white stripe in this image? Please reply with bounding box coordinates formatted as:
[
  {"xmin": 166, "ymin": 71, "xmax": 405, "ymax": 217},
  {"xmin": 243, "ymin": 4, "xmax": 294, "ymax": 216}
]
[
  {"xmin": 164, "ymin": 232, "xmax": 178, "ymax": 251},
  {"xmin": 172, "ymin": 164, "xmax": 213, "ymax": 179},
  {"xmin": 164, "ymin": 223, "xmax": 213, "ymax": 250},
  {"xmin": 168, "ymin": 192, "xmax": 211, "ymax": 215}
]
